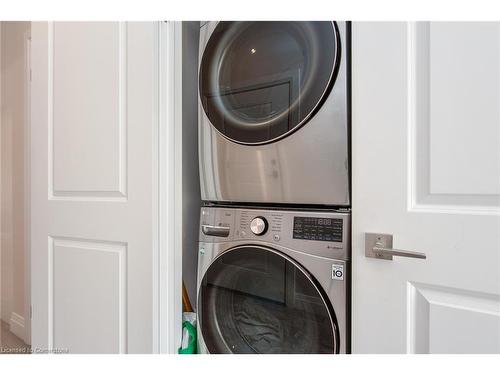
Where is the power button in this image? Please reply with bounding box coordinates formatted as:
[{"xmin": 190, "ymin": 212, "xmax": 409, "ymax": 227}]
[{"xmin": 273, "ymin": 234, "xmax": 280, "ymax": 242}]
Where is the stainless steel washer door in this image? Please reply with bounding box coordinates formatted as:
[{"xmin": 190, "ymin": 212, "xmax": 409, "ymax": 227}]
[
  {"xmin": 199, "ymin": 21, "xmax": 339, "ymax": 145},
  {"xmin": 198, "ymin": 246, "xmax": 339, "ymax": 354}
]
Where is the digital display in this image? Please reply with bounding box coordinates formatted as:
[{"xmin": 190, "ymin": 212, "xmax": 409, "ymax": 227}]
[{"xmin": 293, "ymin": 216, "xmax": 343, "ymax": 242}]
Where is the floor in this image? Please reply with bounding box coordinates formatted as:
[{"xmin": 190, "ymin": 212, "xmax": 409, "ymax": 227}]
[{"xmin": 0, "ymin": 320, "xmax": 30, "ymax": 354}]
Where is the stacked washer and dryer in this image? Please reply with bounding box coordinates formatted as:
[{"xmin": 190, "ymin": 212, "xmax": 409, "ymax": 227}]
[{"xmin": 196, "ymin": 21, "xmax": 351, "ymax": 354}]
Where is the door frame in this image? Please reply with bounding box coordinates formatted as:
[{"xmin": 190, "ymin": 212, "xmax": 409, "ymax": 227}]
[
  {"xmin": 158, "ymin": 20, "xmax": 183, "ymax": 354},
  {"xmin": 23, "ymin": 26, "xmax": 31, "ymax": 346}
]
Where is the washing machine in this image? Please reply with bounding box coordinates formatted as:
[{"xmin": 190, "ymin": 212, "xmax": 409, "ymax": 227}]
[
  {"xmin": 196, "ymin": 206, "xmax": 350, "ymax": 354},
  {"xmin": 198, "ymin": 21, "xmax": 350, "ymax": 206}
]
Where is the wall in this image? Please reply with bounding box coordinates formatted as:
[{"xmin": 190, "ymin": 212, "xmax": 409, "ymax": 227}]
[
  {"xmin": 181, "ymin": 21, "xmax": 201, "ymax": 308},
  {"xmin": 0, "ymin": 21, "xmax": 30, "ymax": 341}
]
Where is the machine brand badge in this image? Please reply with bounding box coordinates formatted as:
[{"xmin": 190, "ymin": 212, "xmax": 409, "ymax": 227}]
[{"xmin": 331, "ymin": 264, "xmax": 344, "ymax": 280}]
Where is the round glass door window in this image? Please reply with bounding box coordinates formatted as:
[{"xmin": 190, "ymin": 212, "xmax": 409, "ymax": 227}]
[
  {"xmin": 199, "ymin": 21, "xmax": 339, "ymax": 144},
  {"xmin": 198, "ymin": 246, "xmax": 339, "ymax": 354}
]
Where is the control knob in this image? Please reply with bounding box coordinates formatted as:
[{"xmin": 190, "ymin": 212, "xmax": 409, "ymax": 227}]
[{"xmin": 250, "ymin": 217, "xmax": 268, "ymax": 236}]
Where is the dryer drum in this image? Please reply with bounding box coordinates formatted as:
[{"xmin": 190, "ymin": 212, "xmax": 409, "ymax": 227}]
[
  {"xmin": 198, "ymin": 246, "xmax": 339, "ymax": 354},
  {"xmin": 199, "ymin": 21, "xmax": 339, "ymax": 145}
]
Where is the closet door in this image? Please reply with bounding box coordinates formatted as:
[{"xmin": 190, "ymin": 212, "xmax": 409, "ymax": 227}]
[
  {"xmin": 30, "ymin": 22, "xmax": 160, "ymax": 353},
  {"xmin": 352, "ymin": 22, "xmax": 500, "ymax": 353}
]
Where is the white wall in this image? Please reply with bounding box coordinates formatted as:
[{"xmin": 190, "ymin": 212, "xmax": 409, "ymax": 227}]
[{"xmin": 0, "ymin": 21, "xmax": 30, "ymax": 341}]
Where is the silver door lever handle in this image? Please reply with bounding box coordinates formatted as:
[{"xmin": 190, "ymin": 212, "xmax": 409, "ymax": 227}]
[
  {"xmin": 365, "ymin": 233, "xmax": 426, "ymax": 260},
  {"xmin": 372, "ymin": 246, "xmax": 426, "ymax": 259}
]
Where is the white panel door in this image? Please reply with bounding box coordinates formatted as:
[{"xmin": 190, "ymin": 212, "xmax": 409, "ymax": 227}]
[
  {"xmin": 352, "ymin": 22, "xmax": 500, "ymax": 353},
  {"xmin": 31, "ymin": 22, "xmax": 159, "ymax": 353}
]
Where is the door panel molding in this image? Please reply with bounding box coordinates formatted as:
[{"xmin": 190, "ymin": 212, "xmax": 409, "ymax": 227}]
[
  {"xmin": 407, "ymin": 22, "xmax": 500, "ymax": 215},
  {"xmin": 407, "ymin": 281, "xmax": 500, "ymax": 353},
  {"xmin": 48, "ymin": 236, "xmax": 127, "ymax": 353},
  {"xmin": 48, "ymin": 22, "xmax": 128, "ymax": 201}
]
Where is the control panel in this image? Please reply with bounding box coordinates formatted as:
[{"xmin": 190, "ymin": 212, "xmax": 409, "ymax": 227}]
[
  {"xmin": 293, "ymin": 217, "xmax": 343, "ymax": 242},
  {"xmin": 199, "ymin": 206, "xmax": 351, "ymax": 261}
]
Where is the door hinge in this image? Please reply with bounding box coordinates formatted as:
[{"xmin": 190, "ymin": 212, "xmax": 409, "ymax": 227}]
[
  {"xmin": 29, "ymin": 305, "xmax": 33, "ymax": 320},
  {"xmin": 29, "ymin": 69, "xmax": 32, "ymax": 82}
]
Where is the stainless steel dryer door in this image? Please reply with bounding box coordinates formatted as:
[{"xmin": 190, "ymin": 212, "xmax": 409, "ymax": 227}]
[
  {"xmin": 199, "ymin": 21, "xmax": 339, "ymax": 145},
  {"xmin": 198, "ymin": 245, "xmax": 339, "ymax": 354}
]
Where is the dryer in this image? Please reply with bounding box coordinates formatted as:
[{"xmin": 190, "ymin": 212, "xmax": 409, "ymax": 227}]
[
  {"xmin": 197, "ymin": 206, "xmax": 350, "ymax": 354},
  {"xmin": 198, "ymin": 21, "xmax": 350, "ymax": 206}
]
